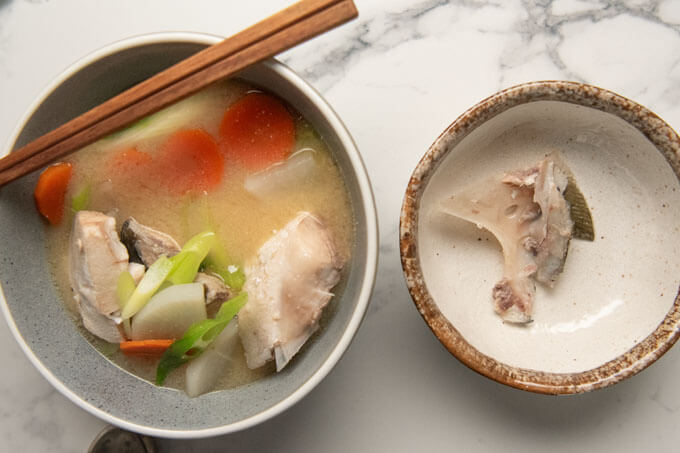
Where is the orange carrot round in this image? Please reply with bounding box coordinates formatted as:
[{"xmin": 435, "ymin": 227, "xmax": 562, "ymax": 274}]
[
  {"xmin": 34, "ymin": 162, "xmax": 73, "ymax": 225},
  {"xmin": 219, "ymin": 92, "xmax": 295, "ymax": 172},
  {"xmin": 120, "ymin": 339, "xmax": 174, "ymax": 357},
  {"xmin": 110, "ymin": 147, "xmax": 152, "ymax": 171},
  {"xmin": 109, "ymin": 147, "xmax": 154, "ymax": 190},
  {"xmin": 158, "ymin": 129, "xmax": 224, "ymax": 194}
]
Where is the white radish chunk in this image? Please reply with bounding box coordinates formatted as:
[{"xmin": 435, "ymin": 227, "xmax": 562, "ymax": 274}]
[
  {"xmin": 244, "ymin": 148, "xmax": 318, "ymax": 198},
  {"xmin": 185, "ymin": 321, "xmax": 240, "ymax": 397},
  {"xmin": 130, "ymin": 283, "xmax": 206, "ymax": 340}
]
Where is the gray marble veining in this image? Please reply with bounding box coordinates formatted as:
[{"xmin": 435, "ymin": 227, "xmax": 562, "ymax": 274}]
[{"xmin": 2, "ymin": 0, "xmax": 680, "ymax": 451}]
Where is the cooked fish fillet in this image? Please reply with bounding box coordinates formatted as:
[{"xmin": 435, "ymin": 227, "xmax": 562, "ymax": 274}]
[
  {"xmin": 442, "ymin": 176, "xmax": 541, "ymax": 323},
  {"xmin": 441, "ymin": 155, "xmax": 575, "ymax": 323},
  {"xmin": 194, "ymin": 272, "xmax": 232, "ymax": 305},
  {"xmin": 70, "ymin": 211, "xmax": 129, "ymax": 342},
  {"xmin": 77, "ymin": 297, "xmax": 125, "ymax": 343},
  {"xmin": 531, "ymin": 157, "xmax": 573, "ymax": 285},
  {"xmin": 120, "ymin": 217, "xmax": 181, "ymax": 265},
  {"xmin": 239, "ymin": 212, "xmax": 343, "ymax": 371}
]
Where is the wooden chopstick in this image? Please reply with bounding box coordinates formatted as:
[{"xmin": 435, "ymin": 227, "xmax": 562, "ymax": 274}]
[
  {"xmin": 0, "ymin": 0, "xmax": 343, "ymax": 174},
  {"xmin": 0, "ymin": 0, "xmax": 357, "ymax": 186}
]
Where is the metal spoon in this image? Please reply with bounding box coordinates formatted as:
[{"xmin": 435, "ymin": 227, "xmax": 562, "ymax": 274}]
[{"xmin": 88, "ymin": 426, "xmax": 156, "ymax": 453}]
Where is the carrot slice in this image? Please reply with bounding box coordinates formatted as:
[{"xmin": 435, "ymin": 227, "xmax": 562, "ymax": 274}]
[
  {"xmin": 110, "ymin": 147, "xmax": 152, "ymax": 171},
  {"xmin": 159, "ymin": 129, "xmax": 224, "ymax": 194},
  {"xmin": 34, "ymin": 162, "xmax": 73, "ymax": 225},
  {"xmin": 120, "ymin": 339, "xmax": 174, "ymax": 357},
  {"xmin": 108, "ymin": 147, "xmax": 155, "ymax": 192},
  {"xmin": 219, "ymin": 92, "xmax": 295, "ymax": 172}
]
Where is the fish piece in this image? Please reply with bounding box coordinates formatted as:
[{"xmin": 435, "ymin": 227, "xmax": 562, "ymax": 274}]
[
  {"xmin": 128, "ymin": 262, "xmax": 145, "ymax": 285},
  {"xmin": 239, "ymin": 212, "xmax": 343, "ymax": 370},
  {"xmin": 441, "ymin": 155, "xmax": 577, "ymax": 323},
  {"xmin": 77, "ymin": 297, "xmax": 125, "ymax": 343},
  {"xmin": 194, "ymin": 272, "xmax": 232, "ymax": 305},
  {"xmin": 120, "ymin": 217, "xmax": 181, "ymax": 265},
  {"xmin": 442, "ymin": 177, "xmax": 541, "ymax": 323},
  {"xmin": 70, "ymin": 211, "xmax": 129, "ymax": 341},
  {"xmin": 531, "ymin": 157, "xmax": 573, "ymax": 285},
  {"xmin": 558, "ymin": 158, "xmax": 595, "ymax": 241},
  {"xmin": 564, "ymin": 179, "xmax": 594, "ymax": 241}
]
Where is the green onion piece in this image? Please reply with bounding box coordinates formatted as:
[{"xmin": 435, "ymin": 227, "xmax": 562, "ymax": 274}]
[
  {"xmin": 156, "ymin": 293, "xmax": 248, "ymax": 385},
  {"xmin": 180, "ymin": 196, "xmax": 245, "ymax": 290},
  {"xmin": 116, "ymin": 271, "xmax": 136, "ymax": 310},
  {"xmin": 205, "ymin": 261, "xmax": 246, "ymax": 291},
  {"xmin": 223, "ymin": 266, "xmax": 246, "ymax": 290},
  {"xmin": 167, "ymin": 257, "xmax": 202, "ymax": 285},
  {"xmin": 183, "ymin": 230, "xmax": 217, "ymax": 254},
  {"xmin": 166, "ymin": 231, "xmax": 217, "ymax": 285},
  {"xmin": 121, "ymin": 255, "xmax": 173, "ymax": 320},
  {"xmin": 71, "ymin": 185, "xmax": 91, "ymax": 213},
  {"xmin": 203, "ymin": 236, "xmax": 245, "ymax": 291},
  {"xmin": 166, "ymin": 252, "xmax": 193, "ymax": 284}
]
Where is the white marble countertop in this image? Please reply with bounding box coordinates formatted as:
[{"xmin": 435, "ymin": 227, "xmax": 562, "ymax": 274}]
[{"xmin": 2, "ymin": 0, "xmax": 680, "ymax": 451}]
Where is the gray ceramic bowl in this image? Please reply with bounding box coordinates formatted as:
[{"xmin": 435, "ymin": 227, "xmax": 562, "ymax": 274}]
[{"xmin": 0, "ymin": 32, "xmax": 377, "ymax": 437}]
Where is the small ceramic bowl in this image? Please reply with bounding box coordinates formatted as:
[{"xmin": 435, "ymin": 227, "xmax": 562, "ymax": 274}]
[
  {"xmin": 0, "ymin": 33, "xmax": 378, "ymax": 436},
  {"xmin": 400, "ymin": 81, "xmax": 680, "ymax": 394}
]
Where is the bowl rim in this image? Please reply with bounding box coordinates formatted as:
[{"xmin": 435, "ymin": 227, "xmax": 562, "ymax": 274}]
[
  {"xmin": 399, "ymin": 80, "xmax": 680, "ymax": 395},
  {"xmin": 0, "ymin": 31, "xmax": 378, "ymax": 437}
]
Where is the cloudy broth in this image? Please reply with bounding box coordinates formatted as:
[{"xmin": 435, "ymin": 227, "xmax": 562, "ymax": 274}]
[{"xmin": 45, "ymin": 80, "xmax": 354, "ymax": 391}]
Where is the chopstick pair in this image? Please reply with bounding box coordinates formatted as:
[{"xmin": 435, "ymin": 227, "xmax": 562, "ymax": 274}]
[{"xmin": 0, "ymin": 0, "xmax": 357, "ymax": 187}]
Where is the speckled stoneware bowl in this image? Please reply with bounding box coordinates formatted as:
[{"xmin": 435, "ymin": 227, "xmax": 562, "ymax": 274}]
[
  {"xmin": 0, "ymin": 33, "xmax": 377, "ymax": 437},
  {"xmin": 400, "ymin": 81, "xmax": 680, "ymax": 394}
]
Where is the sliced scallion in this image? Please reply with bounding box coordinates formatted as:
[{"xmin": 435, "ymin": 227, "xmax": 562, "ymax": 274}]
[
  {"xmin": 71, "ymin": 184, "xmax": 91, "ymax": 213},
  {"xmin": 121, "ymin": 255, "xmax": 173, "ymax": 320},
  {"xmin": 116, "ymin": 271, "xmax": 136, "ymax": 310},
  {"xmin": 166, "ymin": 231, "xmax": 216, "ymax": 285}
]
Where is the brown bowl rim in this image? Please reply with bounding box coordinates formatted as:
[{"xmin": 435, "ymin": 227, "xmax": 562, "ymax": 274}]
[{"xmin": 399, "ymin": 80, "xmax": 680, "ymax": 394}]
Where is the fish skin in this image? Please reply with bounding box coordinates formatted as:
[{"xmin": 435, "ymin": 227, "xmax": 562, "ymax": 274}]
[
  {"xmin": 564, "ymin": 176, "xmax": 595, "ymax": 241},
  {"xmin": 120, "ymin": 217, "xmax": 181, "ymax": 266}
]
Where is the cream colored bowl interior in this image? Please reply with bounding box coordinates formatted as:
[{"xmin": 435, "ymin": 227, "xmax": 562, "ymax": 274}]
[{"xmin": 418, "ymin": 100, "xmax": 680, "ymax": 373}]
